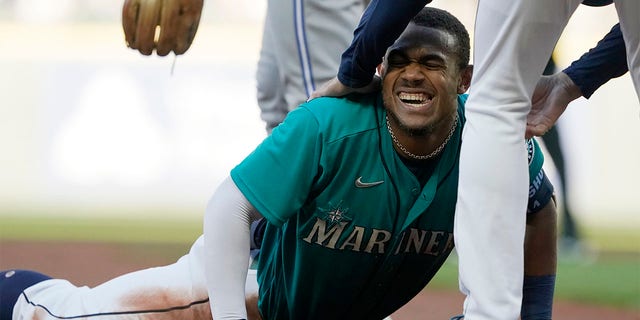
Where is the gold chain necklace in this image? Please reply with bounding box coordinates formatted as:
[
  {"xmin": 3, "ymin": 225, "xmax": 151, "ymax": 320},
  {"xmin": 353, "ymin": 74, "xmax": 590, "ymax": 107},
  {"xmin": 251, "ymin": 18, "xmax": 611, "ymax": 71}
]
[{"xmin": 386, "ymin": 113, "xmax": 458, "ymax": 160}]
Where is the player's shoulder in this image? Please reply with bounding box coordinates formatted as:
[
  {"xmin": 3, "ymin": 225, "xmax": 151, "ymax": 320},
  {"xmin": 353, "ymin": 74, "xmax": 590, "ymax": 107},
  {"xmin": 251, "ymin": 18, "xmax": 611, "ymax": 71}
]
[
  {"xmin": 303, "ymin": 93, "xmax": 378, "ymax": 115},
  {"xmin": 299, "ymin": 93, "xmax": 381, "ymax": 139}
]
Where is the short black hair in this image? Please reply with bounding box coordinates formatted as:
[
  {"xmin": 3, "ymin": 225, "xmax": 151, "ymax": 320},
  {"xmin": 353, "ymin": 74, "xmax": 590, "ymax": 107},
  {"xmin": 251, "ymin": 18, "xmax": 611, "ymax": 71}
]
[{"xmin": 411, "ymin": 7, "xmax": 470, "ymax": 69}]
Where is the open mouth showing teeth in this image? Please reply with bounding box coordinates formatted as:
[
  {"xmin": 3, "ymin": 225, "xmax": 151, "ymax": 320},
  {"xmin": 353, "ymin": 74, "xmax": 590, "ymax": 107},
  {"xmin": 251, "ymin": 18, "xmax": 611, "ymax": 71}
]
[{"xmin": 398, "ymin": 92, "xmax": 432, "ymax": 106}]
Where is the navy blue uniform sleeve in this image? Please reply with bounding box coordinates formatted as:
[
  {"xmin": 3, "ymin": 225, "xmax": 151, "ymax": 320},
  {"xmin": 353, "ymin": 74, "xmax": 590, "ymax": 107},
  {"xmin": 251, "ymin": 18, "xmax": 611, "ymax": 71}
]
[
  {"xmin": 337, "ymin": 0, "xmax": 430, "ymax": 88},
  {"xmin": 563, "ymin": 23, "xmax": 628, "ymax": 99}
]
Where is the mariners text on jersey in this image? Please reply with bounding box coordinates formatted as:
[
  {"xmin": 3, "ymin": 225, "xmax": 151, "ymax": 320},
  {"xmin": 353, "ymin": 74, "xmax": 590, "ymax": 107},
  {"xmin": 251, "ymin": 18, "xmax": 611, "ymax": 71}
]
[{"xmin": 302, "ymin": 216, "xmax": 454, "ymax": 256}]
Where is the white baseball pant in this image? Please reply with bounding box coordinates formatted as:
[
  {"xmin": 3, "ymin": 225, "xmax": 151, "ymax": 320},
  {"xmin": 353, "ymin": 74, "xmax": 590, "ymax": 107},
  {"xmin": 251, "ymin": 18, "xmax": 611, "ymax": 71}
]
[{"xmin": 455, "ymin": 1, "xmax": 638, "ymax": 319}]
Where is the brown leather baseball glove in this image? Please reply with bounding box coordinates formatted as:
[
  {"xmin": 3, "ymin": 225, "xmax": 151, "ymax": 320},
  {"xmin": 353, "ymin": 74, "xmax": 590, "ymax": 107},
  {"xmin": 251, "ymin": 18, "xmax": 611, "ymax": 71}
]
[{"xmin": 122, "ymin": 0, "xmax": 204, "ymax": 56}]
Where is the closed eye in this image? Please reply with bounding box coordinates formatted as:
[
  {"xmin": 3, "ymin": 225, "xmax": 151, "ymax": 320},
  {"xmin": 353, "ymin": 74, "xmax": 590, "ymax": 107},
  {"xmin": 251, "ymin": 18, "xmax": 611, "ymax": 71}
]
[
  {"xmin": 418, "ymin": 56, "xmax": 446, "ymax": 70},
  {"xmin": 387, "ymin": 51, "xmax": 411, "ymax": 69},
  {"xmin": 387, "ymin": 50, "xmax": 446, "ymax": 70}
]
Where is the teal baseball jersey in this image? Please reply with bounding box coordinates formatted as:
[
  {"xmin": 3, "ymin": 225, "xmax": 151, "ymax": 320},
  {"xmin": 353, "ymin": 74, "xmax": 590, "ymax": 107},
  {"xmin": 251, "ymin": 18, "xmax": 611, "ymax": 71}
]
[{"xmin": 231, "ymin": 93, "xmax": 545, "ymax": 320}]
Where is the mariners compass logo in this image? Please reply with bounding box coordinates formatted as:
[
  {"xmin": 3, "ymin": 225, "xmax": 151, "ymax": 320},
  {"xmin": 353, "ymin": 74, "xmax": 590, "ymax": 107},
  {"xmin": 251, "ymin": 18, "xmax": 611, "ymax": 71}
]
[{"xmin": 318, "ymin": 201, "xmax": 352, "ymax": 227}]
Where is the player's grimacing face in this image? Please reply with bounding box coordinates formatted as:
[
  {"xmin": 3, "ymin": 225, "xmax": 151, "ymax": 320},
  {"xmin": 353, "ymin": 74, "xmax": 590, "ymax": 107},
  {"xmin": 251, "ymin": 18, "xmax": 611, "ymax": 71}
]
[{"xmin": 380, "ymin": 25, "xmax": 465, "ymax": 135}]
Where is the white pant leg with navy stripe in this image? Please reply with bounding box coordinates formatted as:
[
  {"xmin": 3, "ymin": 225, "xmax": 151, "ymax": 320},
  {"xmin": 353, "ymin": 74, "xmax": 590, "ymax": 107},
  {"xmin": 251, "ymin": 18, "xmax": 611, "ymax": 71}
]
[
  {"xmin": 11, "ymin": 236, "xmax": 258, "ymax": 320},
  {"xmin": 454, "ymin": 1, "xmax": 582, "ymax": 319}
]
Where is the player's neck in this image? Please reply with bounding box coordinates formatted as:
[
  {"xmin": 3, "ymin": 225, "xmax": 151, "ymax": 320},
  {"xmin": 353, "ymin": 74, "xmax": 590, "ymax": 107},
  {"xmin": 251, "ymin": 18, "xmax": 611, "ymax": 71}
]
[{"xmin": 386, "ymin": 113, "xmax": 458, "ymax": 161}]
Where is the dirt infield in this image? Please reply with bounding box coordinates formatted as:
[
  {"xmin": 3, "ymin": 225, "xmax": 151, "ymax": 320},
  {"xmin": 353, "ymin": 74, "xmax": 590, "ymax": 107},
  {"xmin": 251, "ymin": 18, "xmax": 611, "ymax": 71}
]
[{"xmin": 1, "ymin": 240, "xmax": 638, "ymax": 320}]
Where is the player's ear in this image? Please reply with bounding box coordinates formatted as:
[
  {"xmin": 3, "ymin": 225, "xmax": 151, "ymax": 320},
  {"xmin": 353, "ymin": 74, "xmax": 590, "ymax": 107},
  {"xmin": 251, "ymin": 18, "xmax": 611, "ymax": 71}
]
[
  {"xmin": 377, "ymin": 62, "xmax": 385, "ymax": 76},
  {"xmin": 457, "ymin": 65, "xmax": 473, "ymax": 93},
  {"xmin": 377, "ymin": 54, "xmax": 388, "ymax": 76}
]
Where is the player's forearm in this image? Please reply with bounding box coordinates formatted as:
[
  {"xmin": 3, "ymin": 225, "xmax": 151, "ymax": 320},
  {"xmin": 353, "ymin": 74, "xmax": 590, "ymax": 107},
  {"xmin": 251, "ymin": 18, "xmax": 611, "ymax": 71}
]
[
  {"xmin": 337, "ymin": 0, "xmax": 431, "ymax": 88},
  {"xmin": 204, "ymin": 176, "xmax": 260, "ymax": 319},
  {"xmin": 563, "ymin": 23, "xmax": 628, "ymax": 98},
  {"xmin": 521, "ymin": 199, "xmax": 557, "ymax": 319}
]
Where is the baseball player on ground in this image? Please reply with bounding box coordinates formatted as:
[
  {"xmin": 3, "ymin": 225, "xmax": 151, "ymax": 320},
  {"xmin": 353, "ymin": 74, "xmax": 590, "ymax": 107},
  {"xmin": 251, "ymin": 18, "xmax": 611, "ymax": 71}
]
[
  {"xmin": 311, "ymin": 1, "xmax": 638, "ymax": 318},
  {"xmin": 1, "ymin": 7, "xmax": 558, "ymax": 320}
]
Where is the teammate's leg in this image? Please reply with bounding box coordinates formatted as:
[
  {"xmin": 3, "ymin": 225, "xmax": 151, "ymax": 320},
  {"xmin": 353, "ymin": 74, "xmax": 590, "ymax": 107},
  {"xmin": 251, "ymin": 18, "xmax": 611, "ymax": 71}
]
[
  {"xmin": 269, "ymin": 0, "xmax": 365, "ymax": 111},
  {"xmin": 454, "ymin": 1, "xmax": 581, "ymax": 319},
  {"xmin": 257, "ymin": 0, "xmax": 366, "ymax": 133},
  {"xmin": 256, "ymin": 1, "xmax": 289, "ymax": 134},
  {"xmin": 449, "ymin": 198, "xmax": 559, "ymax": 320},
  {"xmin": 613, "ymin": 0, "xmax": 640, "ymax": 98},
  {"xmin": 291, "ymin": 0, "xmax": 366, "ymax": 103}
]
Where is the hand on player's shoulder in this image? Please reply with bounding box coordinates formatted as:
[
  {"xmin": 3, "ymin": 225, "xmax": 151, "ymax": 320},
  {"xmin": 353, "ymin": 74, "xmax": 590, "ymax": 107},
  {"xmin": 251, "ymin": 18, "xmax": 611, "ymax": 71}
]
[{"xmin": 309, "ymin": 76, "xmax": 381, "ymax": 101}]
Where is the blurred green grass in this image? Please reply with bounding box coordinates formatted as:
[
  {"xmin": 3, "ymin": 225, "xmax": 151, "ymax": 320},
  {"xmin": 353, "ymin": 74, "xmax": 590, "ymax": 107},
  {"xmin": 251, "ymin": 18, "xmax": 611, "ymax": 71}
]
[
  {"xmin": 0, "ymin": 213, "xmax": 202, "ymax": 244},
  {"xmin": 429, "ymin": 252, "xmax": 640, "ymax": 310},
  {"xmin": 1, "ymin": 213, "xmax": 638, "ymax": 309}
]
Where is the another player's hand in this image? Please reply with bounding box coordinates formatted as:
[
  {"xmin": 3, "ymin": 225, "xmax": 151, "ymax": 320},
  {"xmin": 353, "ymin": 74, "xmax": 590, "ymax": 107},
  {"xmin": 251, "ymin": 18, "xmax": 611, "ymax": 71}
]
[
  {"xmin": 308, "ymin": 76, "xmax": 381, "ymax": 101},
  {"xmin": 526, "ymin": 72, "xmax": 582, "ymax": 139},
  {"xmin": 122, "ymin": 0, "xmax": 204, "ymax": 56}
]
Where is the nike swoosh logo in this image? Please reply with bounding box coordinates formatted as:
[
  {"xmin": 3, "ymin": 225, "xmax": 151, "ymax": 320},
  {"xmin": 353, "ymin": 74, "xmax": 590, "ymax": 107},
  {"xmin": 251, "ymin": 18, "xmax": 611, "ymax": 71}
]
[{"xmin": 354, "ymin": 176, "xmax": 384, "ymax": 188}]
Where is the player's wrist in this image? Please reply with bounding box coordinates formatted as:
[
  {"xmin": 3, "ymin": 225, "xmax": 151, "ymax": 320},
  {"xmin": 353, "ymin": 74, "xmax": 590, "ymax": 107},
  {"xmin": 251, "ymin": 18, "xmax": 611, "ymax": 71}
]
[{"xmin": 556, "ymin": 72, "xmax": 583, "ymax": 101}]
